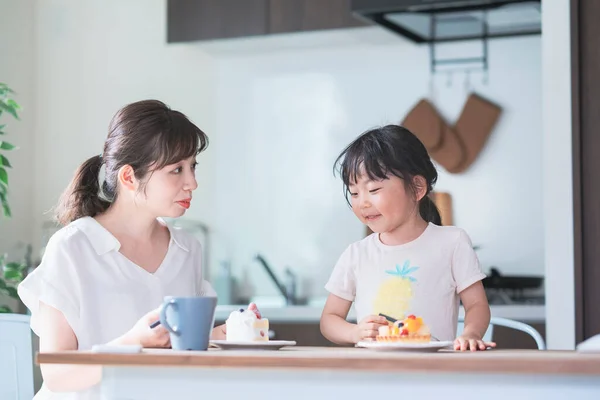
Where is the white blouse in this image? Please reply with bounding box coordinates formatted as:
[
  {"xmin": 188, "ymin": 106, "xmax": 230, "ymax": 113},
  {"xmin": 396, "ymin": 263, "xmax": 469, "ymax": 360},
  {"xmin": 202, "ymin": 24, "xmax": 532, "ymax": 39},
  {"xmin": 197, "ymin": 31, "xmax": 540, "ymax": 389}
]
[{"xmin": 18, "ymin": 216, "xmax": 215, "ymax": 400}]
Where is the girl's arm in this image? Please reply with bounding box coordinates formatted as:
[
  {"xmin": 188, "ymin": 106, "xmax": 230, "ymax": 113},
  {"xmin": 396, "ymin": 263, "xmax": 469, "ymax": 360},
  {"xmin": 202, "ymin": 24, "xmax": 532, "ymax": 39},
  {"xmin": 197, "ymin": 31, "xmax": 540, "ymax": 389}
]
[
  {"xmin": 320, "ymin": 294, "xmax": 356, "ymax": 345},
  {"xmin": 320, "ymin": 294, "xmax": 387, "ymax": 345},
  {"xmin": 456, "ymin": 281, "xmax": 496, "ymax": 351}
]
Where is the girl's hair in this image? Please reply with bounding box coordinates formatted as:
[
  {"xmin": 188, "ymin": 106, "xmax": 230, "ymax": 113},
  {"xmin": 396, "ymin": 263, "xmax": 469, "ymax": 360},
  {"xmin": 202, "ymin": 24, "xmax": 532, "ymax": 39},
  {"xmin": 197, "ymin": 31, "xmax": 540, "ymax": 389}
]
[
  {"xmin": 54, "ymin": 100, "xmax": 209, "ymax": 226},
  {"xmin": 334, "ymin": 124, "xmax": 441, "ymax": 225}
]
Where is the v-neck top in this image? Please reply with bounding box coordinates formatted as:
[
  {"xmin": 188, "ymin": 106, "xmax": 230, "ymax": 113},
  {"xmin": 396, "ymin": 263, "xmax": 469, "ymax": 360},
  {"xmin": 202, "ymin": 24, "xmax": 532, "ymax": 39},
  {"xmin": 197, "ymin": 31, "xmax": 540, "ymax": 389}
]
[{"xmin": 18, "ymin": 216, "xmax": 215, "ymax": 400}]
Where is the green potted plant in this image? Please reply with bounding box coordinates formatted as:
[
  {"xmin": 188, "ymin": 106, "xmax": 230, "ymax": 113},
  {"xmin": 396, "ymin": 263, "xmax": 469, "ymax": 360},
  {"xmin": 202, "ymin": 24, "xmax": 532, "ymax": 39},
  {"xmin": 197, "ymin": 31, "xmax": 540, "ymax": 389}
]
[{"xmin": 0, "ymin": 82, "xmax": 27, "ymax": 313}]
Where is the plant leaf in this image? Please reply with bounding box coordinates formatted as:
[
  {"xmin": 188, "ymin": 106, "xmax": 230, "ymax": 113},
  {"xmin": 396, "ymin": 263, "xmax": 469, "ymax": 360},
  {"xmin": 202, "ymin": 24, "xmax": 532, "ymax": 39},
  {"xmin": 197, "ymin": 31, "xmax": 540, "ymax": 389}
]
[
  {"xmin": 2, "ymin": 201, "xmax": 11, "ymax": 218},
  {"xmin": 6, "ymin": 99, "xmax": 20, "ymax": 110},
  {"xmin": 0, "ymin": 83, "xmax": 14, "ymax": 93},
  {"xmin": 0, "ymin": 305, "xmax": 12, "ymax": 313},
  {"xmin": 0, "ymin": 101, "xmax": 19, "ymax": 120},
  {"xmin": 0, "ymin": 279, "xmax": 7, "ymax": 289},
  {"xmin": 5, "ymin": 286, "xmax": 18, "ymax": 299},
  {"xmin": 405, "ymin": 266, "xmax": 419, "ymax": 275},
  {"xmin": 3, "ymin": 269, "xmax": 22, "ymax": 281},
  {"xmin": 0, "ymin": 155, "xmax": 11, "ymax": 168},
  {"xmin": 4, "ymin": 262, "xmax": 25, "ymax": 272},
  {"xmin": 0, "ymin": 167, "xmax": 7, "ymax": 187},
  {"xmin": 0, "ymin": 141, "xmax": 16, "ymax": 150}
]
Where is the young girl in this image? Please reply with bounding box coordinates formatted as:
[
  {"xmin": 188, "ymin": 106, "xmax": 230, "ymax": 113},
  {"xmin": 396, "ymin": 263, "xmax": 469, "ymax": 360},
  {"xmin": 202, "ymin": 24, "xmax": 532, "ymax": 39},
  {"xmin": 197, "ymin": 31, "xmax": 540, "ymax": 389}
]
[
  {"xmin": 320, "ymin": 125, "xmax": 495, "ymax": 352},
  {"xmin": 18, "ymin": 100, "xmax": 258, "ymax": 399}
]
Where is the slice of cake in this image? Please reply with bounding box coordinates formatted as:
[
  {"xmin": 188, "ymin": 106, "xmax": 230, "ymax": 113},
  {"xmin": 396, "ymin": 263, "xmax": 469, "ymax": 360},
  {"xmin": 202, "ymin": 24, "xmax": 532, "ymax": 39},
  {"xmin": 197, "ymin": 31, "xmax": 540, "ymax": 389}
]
[
  {"xmin": 376, "ymin": 314, "xmax": 431, "ymax": 343},
  {"xmin": 226, "ymin": 308, "xmax": 269, "ymax": 342}
]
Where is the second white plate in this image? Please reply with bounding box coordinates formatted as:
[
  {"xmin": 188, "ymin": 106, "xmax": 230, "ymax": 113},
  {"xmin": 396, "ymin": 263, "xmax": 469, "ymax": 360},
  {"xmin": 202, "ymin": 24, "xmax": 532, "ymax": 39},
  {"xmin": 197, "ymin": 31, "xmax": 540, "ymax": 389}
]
[{"xmin": 356, "ymin": 340, "xmax": 453, "ymax": 352}]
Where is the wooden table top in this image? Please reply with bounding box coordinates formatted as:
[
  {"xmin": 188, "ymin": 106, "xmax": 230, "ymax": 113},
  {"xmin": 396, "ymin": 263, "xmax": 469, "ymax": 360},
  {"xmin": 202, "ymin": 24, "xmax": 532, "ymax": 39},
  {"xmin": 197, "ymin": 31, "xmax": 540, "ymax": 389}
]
[{"xmin": 36, "ymin": 346, "xmax": 600, "ymax": 376}]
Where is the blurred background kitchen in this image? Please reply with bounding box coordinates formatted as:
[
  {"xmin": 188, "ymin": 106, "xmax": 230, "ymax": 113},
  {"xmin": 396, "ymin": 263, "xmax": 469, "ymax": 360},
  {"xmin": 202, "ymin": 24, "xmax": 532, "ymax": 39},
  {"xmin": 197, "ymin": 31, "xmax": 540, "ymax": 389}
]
[{"xmin": 1, "ymin": 0, "xmax": 579, "ymax": 350}]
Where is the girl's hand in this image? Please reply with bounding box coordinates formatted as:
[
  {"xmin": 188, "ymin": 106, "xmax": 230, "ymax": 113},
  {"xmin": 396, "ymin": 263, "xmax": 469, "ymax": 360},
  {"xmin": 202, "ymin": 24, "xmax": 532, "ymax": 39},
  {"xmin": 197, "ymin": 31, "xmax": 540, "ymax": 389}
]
[
  {"xmin": 352, "ymin": 315, "xmax": 388, "ymax": 343},
  {"xmin": 123, "ymin": 308, "xmax": 171, "ymax": 348},
  {"xmin": 454, "ymin": 334, "xmax": 496, "ymax": 351}
]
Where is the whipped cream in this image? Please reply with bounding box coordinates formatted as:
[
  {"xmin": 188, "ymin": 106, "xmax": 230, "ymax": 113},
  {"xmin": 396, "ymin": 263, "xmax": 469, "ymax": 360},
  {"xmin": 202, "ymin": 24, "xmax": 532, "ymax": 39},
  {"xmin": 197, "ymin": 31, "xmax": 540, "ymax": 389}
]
[{"xmin": 226, "ymin": 309, "xmax": 269, "ymax": 342}]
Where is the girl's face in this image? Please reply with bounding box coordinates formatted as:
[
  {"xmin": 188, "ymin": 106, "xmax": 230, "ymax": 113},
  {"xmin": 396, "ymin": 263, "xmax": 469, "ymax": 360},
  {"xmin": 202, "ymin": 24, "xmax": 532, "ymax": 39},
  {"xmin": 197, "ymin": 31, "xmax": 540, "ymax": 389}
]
[
  {"xmin": 134, "ymin": 156, "xmax": 198, "ymax": 218},
  {"xmin": 348, "ymin": 172, "xmax": 422, "ymax": 234}
]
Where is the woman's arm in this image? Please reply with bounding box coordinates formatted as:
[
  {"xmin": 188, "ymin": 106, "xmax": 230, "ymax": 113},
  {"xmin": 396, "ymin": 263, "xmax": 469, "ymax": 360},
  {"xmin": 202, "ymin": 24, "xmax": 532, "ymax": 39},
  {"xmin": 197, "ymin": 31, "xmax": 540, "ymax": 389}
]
[
  {"xmin": 38, "ymin": 302, "xmax": 171, "ymax": 392},
  {"xmin": 37, "ymin": 302, "xmax": 102, "ymax": 392}
]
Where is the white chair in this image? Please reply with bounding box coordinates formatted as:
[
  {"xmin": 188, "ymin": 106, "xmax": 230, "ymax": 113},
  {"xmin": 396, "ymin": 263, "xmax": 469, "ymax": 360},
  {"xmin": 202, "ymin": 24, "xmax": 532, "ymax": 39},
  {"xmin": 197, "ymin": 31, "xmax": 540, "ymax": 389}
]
[
  {"xmin": 0, "ymin": 313, "xmax": 34, "ymax": 399},
  {"xmin": 457, "ymin": 316, "xmax": 546, "ymax": 350}
]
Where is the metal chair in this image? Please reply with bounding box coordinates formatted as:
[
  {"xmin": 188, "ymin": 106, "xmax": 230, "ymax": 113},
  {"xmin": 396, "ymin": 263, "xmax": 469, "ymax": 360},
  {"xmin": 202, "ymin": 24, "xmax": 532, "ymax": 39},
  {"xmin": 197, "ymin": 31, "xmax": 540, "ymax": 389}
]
[
  {"xmin": 458, "ymin": 316, "xmax": 546, "ymax": 350},
  {"xmin": 0, "ymin": 313, "xmax": 34, "ymax": 399}
]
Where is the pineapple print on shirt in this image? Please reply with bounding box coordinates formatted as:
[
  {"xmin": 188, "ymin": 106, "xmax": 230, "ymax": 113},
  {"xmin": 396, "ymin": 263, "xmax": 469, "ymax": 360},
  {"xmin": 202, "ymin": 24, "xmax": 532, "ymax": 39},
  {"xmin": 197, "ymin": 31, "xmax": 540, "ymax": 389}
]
[{"xmin": 372, "ymin": 260, "xmax": 418, "ymax": 320}]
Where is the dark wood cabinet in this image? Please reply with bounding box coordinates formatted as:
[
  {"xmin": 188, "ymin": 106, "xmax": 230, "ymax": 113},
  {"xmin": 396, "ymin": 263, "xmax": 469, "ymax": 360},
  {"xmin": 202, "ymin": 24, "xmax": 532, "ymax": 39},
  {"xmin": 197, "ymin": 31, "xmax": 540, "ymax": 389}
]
[
  {"xmin": 167, "ymin": 0, "xmax": 269, "ymax": 43},
  {"xmin": 268, "ymin": 0, "xmax": 366, "ymax": 34},
  {"xmin": 167, "ymin": 0, "xmax": 367, "ymax": 43},
  {"xmin": 216, "ymin": 320, "xmax": 546, "ymax": 349}
]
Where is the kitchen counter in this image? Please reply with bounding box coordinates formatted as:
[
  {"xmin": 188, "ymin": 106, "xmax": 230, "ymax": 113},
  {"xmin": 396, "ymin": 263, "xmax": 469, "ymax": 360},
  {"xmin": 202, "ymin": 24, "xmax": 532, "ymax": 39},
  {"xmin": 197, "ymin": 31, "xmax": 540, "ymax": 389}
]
[
  {"xmin": 37, "ymin": 347, "xmax": 599, "ymax": 400},
  {"xmin": 214, "ymin": 304, "xmax": 546, "ymax": 323}
]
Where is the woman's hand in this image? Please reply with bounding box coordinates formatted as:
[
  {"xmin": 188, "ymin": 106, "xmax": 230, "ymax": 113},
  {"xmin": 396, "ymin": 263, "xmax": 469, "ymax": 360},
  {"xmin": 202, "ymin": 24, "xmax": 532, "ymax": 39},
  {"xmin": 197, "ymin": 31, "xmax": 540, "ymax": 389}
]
[
  {"xmin": 121, "ymin": 308, "xmax": 171, "ymax": 348},
  {"xmin": 352, "ymin": 315, "xmax": 388, "ymax": 343},
  {"xmin": 454, "ymin": 333, "xmax": 496, "ymax": 351}
]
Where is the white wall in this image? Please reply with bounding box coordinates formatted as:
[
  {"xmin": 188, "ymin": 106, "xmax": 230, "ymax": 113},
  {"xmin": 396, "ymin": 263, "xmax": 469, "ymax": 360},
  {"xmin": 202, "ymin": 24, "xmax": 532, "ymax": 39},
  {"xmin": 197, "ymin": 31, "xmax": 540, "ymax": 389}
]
[
  {"xmin": 0, "ymin": 0, "xmax": 35, "ymax": 311},
  {"xmin": 208, "ymin": 30, "xmax": 542, "ymax": 298},
  {"xmin": 31, "ymin": 0, "xmax": 218, "ymax": 255},
  {"xmin": 541, "ymin": 0, "xmax": 575, "ymax": 350},
  {"xmin": 4, "ymin": 1, "xmax": 543, "ymax": 305}
]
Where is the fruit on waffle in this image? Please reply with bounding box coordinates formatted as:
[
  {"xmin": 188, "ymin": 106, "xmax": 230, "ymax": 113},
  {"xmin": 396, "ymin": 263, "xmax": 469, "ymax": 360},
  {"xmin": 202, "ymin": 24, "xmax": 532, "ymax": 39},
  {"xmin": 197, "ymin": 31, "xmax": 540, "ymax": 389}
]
[
  {"xmin": 226, "ymin": 308, "xmax": 269, "ymax": 342},
  {"xmin": 376, "ymin": 314, "xmax": 431, "ymax": 343}
]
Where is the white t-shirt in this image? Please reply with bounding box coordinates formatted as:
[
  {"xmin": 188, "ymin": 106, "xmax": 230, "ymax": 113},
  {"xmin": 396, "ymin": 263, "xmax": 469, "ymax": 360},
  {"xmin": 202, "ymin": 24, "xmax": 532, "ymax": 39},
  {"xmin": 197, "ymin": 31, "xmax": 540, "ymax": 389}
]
[
  {"xmin": 325, "ymin": 223, "xmax": 485, "ymax": 341},
  {"xmin": 18, "ymin": 216, "xmax": 216, "ymax": 400}
]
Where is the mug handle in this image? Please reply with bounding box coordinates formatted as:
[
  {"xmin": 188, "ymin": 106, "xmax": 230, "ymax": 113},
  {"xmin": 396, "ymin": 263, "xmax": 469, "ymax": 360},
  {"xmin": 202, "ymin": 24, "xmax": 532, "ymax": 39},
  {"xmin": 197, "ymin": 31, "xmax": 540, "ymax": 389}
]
[{"xmin": 159, "ymin": 298, "xmax": 180, "ymax": 335}]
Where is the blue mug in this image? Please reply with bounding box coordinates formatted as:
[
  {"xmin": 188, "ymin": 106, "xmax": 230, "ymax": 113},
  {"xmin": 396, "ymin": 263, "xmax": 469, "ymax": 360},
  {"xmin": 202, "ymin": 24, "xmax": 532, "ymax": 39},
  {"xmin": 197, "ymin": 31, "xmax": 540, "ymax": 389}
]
[{"xmin": 159, "ymin": 296, "xmax": 217, "ymax": 351}]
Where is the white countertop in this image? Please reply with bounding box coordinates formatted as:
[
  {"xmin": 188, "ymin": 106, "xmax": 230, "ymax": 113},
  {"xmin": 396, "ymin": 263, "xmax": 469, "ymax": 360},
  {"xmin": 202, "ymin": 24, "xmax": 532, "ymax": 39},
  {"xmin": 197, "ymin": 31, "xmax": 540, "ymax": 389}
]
[{"xmin": 215, "ymin": 304, "xmax": 545, "ymax": 323}]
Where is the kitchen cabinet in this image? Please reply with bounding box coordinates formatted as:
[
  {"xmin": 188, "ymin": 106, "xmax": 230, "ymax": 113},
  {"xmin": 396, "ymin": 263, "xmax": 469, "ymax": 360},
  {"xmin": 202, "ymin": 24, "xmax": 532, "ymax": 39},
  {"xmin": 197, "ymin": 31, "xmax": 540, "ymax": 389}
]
[
  {"xmin": 167, "ymin": 0, "xmax": 368, "ymax": 43},
  {"xmin": 215, "ymin": 320, "xmax": 546, "ymax": 349},
  {"xmin": 268, "ymin": 0, "xmax": 366, "ymax": 34},
  {"xmin": 167, "ymin": 0, "xmax": 269, "ymax": 43}
]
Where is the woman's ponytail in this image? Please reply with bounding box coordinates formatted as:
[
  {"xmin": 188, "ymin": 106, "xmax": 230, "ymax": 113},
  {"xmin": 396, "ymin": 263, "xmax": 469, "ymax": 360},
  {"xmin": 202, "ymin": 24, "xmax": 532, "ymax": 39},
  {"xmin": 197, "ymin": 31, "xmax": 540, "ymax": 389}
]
[
  {"xmin": 54, "ymin": 155, "xmax": 111, "ymax": 226},
  {"xmin": 419, "ymin": 195, "xmax": 442, "ymax": 226}
]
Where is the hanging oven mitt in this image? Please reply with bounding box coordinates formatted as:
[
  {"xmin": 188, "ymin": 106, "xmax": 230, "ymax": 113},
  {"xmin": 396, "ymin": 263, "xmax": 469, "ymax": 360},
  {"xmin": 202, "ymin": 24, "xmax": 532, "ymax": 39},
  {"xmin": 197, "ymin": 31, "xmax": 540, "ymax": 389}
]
[
  {"xmin": 402, "ymin": 99, "xmax": 466, "ymax": 172},
  {"xmin": 451, "ymin": 93, "xmax": 502, "ymax": 173}
]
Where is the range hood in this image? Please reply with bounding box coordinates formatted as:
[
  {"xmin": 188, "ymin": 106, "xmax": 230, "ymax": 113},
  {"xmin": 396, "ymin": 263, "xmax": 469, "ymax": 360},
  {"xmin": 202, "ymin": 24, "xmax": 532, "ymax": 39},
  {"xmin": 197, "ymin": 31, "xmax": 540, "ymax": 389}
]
[{"xmin": 351, "ymin": 0, "xmax": 541, "ymax": 43}]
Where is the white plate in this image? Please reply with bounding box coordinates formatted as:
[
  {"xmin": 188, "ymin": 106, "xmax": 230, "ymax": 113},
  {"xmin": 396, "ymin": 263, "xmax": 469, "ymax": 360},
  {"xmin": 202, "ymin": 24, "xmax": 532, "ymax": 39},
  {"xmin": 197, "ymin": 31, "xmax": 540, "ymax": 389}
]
[
  {"xmin": 210, "ymin": 340, "xmax": 297, "ymax": 350},
  {"xmin": 356, "ymin": 340, "xmax": 453, "ymax": 352}
]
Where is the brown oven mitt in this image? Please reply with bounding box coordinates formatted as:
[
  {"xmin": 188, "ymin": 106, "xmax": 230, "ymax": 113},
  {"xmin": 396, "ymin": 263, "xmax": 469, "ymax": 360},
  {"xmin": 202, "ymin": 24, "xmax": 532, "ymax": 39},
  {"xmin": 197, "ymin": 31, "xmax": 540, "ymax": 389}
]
[
  {"xmin": 402, "ymin": 99, "xmax": 466, "ymax": 172},
  {"xmin": 451, "ymin": 93, "xmax": 502, "ymax": 173},
  {"xmin": 432, "ymin": 125, "xmax": 467, "ymax": 173},
  {"xmin": 402, "ymin": 99, "xmax": 444, "ymax": 152}
]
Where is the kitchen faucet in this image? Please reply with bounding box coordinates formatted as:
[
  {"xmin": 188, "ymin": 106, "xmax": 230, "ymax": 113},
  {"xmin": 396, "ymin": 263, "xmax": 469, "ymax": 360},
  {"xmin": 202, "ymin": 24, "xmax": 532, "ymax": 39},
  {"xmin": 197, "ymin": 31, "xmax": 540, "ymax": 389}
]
[{"xmin": 254, "ymin": 254, "xmax": 298, "ymax": 306}]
